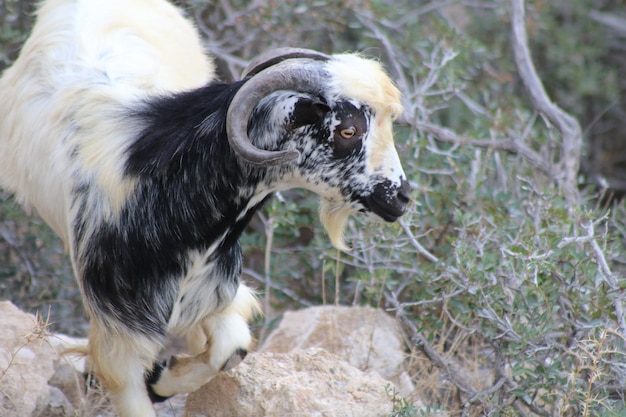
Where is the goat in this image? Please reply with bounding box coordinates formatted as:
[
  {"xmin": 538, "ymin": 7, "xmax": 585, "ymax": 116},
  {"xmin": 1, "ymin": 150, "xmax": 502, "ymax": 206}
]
[{"xmin": 0, "ymin": 0, "xmax": 410, "ymax": 416}]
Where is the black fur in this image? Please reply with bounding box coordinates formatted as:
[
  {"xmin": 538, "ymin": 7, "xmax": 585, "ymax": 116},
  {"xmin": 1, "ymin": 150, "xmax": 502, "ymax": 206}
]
[
  {"xmin": 145, "ymin": 361, "xmax": 171, "ymax": 403},
  {"xmin": 75, "ymin": 80, "xmax": 268, "ymax": 337},
  {"xmin": 125, "ymin": 81, "xmax": 246, "ymax": 177},
  {"xmin": 331, "ymin": 101, "xmax": 368, "ymax": 159}
]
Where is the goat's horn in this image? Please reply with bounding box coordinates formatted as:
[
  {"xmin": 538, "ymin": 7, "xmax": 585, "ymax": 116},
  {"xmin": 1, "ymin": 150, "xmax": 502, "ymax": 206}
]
[
  {"xmin": 227, "ymin": 59, "xmax": 328, "ymax": 167},
  {"xmin": 241, "ymin": 47, "xmax": 330, "ymax": 79}
]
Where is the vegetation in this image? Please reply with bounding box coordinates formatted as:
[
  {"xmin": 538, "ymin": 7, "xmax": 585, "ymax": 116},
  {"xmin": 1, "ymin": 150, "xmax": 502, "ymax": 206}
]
[{"xmin": 2, "ymin": 0, "xmax": 626, "ymax": 415}]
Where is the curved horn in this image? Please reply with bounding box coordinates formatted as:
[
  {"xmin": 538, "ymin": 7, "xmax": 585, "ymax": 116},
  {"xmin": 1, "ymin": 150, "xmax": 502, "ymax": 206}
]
[
  {"xmin": 241, "ymin": 47, "xmax": 330, "ymax": 79},
  {"xmin": 227, "ymin": 59, "xmax": 328, "ymax": 167}
]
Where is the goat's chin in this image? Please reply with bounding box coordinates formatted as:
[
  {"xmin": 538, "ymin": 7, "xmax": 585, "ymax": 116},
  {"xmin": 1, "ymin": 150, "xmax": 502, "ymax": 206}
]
[{"xmin": 319, "ymin": 199, "xmax": 354, "ymax": 252}]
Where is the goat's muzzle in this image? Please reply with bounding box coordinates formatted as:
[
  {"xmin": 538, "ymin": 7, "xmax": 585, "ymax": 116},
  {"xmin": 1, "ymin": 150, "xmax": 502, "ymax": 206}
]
[{"xmin": 361, "ymin": 179, "xmax": 411, "ymax": 222}]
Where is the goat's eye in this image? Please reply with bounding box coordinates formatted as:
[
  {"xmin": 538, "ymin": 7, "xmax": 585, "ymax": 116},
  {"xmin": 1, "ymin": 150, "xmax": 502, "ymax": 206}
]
[{"xmin": 339, "ymin": 126, "xmax": 356, "ymax": 139}]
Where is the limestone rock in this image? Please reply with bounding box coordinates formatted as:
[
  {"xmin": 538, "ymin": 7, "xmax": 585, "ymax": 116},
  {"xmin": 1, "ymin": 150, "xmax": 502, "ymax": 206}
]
[
  {"xmin": 0, "ymin": 301, "xmax": 67, "ymax": 417},
  {"xmin": 34, "ymin": 386, "xmax": 74, "ymax": 417},
  {"xmin": 184, "ymin": 348, "xmax": 394, "ymax": 417},
  {"xmin": 260, "ymin": 305, "xmax": 414, "ymax": 396},
  {"xmin": 0, "ymin": 301, "xmax": 97, "ymax": 417}
]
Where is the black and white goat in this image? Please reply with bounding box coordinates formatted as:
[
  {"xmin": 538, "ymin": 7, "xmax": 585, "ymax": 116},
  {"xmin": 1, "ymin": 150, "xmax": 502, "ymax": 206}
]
[{"xmin": 0, "ymin": 0, "xmax": 410, "ymax": 415}]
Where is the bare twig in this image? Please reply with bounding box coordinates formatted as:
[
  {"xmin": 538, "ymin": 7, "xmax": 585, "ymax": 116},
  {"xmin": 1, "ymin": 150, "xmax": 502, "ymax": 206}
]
[
  {"xmin": 589, "ymin": 10, "xmax": 626, "ymax": 35},
  {"xmin": 510, "ymin": 0, "xmax": 582, "ymax": 204},
  {"xmin": 419, "ymin": 121, "xmax": 553, "ymax": 176},
  {"xmin": 0, "ymin": 311, "xmax": 51, "ymax": 381},
  {"xmin": 242, "ymin": 268, "xmax": 312, "ymax": 307},
  {"xmin": 386, "ymin": 292, "xmax": 476, "ymax": 395},
  {"xmin": 387, "ymin": 287, "xmax": 465, "ymax": 310},
  {"xmin": 466, "ymin": 377, "xmax": 505, "ymax": 404},
  {"xmin": 399, "ymin": 219, "xmax": 439, "ymax": 263}
]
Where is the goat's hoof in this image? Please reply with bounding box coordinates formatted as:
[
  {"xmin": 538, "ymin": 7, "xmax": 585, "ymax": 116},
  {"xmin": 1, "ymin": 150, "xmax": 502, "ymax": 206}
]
[
  {"xmin": 221, "ymin": 348, "xmax": 247, "ymax": 372},
  {"xmin": 145, "ymin": 360, "xmax": 172, "ymax": 403}
]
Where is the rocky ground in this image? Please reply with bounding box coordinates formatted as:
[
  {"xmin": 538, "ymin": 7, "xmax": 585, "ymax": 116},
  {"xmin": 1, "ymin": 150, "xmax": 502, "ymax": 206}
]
[{"xmin": 0, "ymin": 301, "xmax": 444, "ymax": 417}]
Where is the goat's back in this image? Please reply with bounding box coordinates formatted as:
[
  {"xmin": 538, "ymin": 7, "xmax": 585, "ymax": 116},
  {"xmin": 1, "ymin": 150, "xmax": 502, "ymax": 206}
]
[{"xmin": 0, "ymin": 0, "xmax": 214, "ymax": 242}]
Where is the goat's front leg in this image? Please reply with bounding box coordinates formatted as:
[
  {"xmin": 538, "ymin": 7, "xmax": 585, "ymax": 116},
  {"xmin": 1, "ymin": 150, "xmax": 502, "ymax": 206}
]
[
  {"xmin": 88, "ymin": 319, "xmax": 163, "ymax": 417},
  {"xmin": 147, "ymin": 283, "xmax": 260, "ymax": 399}
]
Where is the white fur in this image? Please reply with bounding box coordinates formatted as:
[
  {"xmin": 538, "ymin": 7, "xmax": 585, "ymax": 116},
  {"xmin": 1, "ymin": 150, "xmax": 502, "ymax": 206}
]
[
  {"xmin": 154, "ymin": 284, "xmax": 260, "ymax": 397},
  {"xmin": 86, "ymin": 318, "xmax": 164, "ymax": 417},
  {"xmin": 48, "ymin": 333, "xmax": 89, "ymax": 373},
  {"xmin": 110, "ymin": 363, "xmax": 157, "ymax": 417},
  {"xmin": 0, "ymin": 0, "xmax": 213, "ymax": 242}
]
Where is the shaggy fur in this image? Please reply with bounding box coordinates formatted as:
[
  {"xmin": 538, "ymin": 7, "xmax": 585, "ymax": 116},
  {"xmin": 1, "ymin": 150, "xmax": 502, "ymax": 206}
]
[{"xmin": 0, "ymin": 1, "xmax": 409, "ymax": 416}]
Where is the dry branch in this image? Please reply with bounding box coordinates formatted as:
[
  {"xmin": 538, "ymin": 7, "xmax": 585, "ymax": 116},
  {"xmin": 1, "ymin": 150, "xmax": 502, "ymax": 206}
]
[
  {"xmin": 510, "ymin": 0, "xmax": 583, "ymax": 204},
  {"xmin": 418, "ymin": 121, "xmax": 554, "ymax": 177},
  {"xmin": 385, "ymin": 292, "xmax": 475, "ymax": 396},
  {"xmin": 385, "ymin": 290, "xmax": 554, "ymax": 416},
  {"xmin": 589, "ymin": 10, "xmax": 626, "ymax": 35}
]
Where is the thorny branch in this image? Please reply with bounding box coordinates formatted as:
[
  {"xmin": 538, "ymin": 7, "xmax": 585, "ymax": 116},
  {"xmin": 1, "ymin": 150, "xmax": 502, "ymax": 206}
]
[
  {"xmin": 385, "ymin": 291, "xmax": 552, "ymax": 417},
  {"xmin": 399, "ymin": 219, "xmax": 439, "ymax": 263},
  {"xmin": 0, "ymin": 311, "xmax": 50, "ymax": 382},
  {"xmin": 556, "ymin": 216, "xmax": 626, "ymax": 338},
  {"xmin": 385, "ymin": 292, "xmax": 475, "ymax": 396},
  {"xmin": 243, "ymin": 268, "xmax": 312, "ymax": 308}
]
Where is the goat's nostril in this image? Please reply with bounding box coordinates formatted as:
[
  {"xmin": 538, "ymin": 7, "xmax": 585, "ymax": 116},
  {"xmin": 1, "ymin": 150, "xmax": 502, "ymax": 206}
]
[
  {"xmin": 397, "ymin": 179, "xmax": 411, "ymax": 204},
  {"xmin": 398, "ymin": 189, "xmax": 410, "ymax": 204}
]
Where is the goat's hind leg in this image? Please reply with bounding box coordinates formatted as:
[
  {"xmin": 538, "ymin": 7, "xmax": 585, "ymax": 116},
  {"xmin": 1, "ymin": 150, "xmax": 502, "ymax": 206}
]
[{"xmin": 147, "ymin": 283, "xmax": 260, "ymax": 398}]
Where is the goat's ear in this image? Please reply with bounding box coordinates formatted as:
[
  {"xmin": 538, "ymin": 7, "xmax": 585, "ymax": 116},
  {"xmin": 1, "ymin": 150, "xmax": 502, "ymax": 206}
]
[{"xmin": 291, "ymin": 97, "xmax": 330, "ymax": 128}]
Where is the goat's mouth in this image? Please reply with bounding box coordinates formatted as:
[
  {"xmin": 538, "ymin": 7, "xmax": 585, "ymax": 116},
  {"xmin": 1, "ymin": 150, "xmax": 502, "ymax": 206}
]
[{"xmin": 359, "ymin": 179, "xmax": 411, "ymax": 222}]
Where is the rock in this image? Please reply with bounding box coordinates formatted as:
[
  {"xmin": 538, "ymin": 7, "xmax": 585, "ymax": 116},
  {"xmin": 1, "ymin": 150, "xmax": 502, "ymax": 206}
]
[
  {"xmin": 155, "ymin": 394, "xmax": 188, "ymax": 417},
  {"xmin": 185, "ymin": 348, "xmax": 394, "ymax": 417},
  {"xmin": 0, "ymin": 302, "xmax": 94, "ymax": 417},
  {"xmin": 46, "ymin": 333, "xmax": 89, "ymax": 411},
  {"xmin": 0, "ymin": 302, "xmax": 421, "ymax": 417},
  {"xmin": 0, "ymin": 301, "xmax": 67, "ymax": 417},
  {"xmin": 260, "ymin": 305, "xmax": 414, "ymax": 396},
  {"xmin": 34, "ymin": 386, "xmax": 74, "ymax": 417},
  {"xmin": 48, "ymin": 361, "xmax": 86, "ymax": 410}
]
